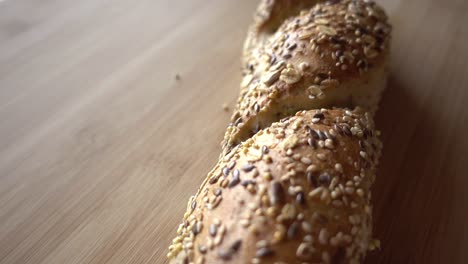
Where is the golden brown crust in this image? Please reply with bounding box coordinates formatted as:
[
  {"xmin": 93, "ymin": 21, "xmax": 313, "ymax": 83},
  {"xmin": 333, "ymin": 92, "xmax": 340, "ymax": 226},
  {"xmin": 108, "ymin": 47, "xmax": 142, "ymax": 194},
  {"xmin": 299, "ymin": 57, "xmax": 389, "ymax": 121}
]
[
  {"xmin": 244, "ymin": 0, "xmax": 322, "ymax": 52},
  {"xmin": 223, "ymin": 0, "xmax": 391, "ymax": 155},
  {"xmin": 167, "ymin": 1, "xmax": 390, "ymax": 263},
  {"xmin": 168, "ymin": 108, "xmax": 381, "ymax": 264}
]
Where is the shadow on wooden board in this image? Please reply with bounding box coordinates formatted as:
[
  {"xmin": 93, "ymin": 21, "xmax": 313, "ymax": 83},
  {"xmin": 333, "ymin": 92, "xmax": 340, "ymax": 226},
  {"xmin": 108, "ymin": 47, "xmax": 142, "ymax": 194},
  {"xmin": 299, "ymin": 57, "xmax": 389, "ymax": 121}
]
[{"xmin": 366, "ymin": 74, "xmax": 456, "ymax": 264}]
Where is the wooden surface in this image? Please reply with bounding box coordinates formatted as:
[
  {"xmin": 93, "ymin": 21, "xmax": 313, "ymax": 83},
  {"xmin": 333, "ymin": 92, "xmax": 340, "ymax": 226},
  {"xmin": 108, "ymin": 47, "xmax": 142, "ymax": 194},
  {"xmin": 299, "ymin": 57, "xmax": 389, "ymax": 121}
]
[{"xmin": 0, "ymin": 0, "xmax": 467, "ymax": 263}]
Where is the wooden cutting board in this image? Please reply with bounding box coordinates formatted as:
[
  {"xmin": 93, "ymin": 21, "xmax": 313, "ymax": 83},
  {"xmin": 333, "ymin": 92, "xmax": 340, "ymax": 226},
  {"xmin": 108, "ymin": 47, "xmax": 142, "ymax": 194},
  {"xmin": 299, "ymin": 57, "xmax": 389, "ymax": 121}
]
[{"xmin": 0, "ymin": 0, "xmax": 467, "ymax": 263}]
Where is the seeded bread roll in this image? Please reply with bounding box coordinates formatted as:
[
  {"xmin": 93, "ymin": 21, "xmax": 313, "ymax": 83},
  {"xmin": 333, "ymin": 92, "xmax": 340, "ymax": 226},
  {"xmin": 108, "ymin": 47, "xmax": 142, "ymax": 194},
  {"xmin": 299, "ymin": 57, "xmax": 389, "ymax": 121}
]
[
  {"xmin": 222, "ymin": 0, "xmax": 391, "ymax": 156},
  {"xmin": 167, "ymin": 108, "xmax": 381, "ymax": 264}
]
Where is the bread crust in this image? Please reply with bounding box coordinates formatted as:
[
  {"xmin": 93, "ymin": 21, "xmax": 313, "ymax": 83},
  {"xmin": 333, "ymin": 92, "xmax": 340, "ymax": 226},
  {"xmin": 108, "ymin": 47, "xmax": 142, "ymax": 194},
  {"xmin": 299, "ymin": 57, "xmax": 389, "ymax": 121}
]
[
  {"xmin": 222, "ymin": 0, "xmax": 391, "ymax": 155},
  {"xmin": 167, "ymin": 1, "xmax": 390, "ymax": 263},
  {"xmin": 168, "ymin": 108, "xmax": 381, "ymax": 264}
]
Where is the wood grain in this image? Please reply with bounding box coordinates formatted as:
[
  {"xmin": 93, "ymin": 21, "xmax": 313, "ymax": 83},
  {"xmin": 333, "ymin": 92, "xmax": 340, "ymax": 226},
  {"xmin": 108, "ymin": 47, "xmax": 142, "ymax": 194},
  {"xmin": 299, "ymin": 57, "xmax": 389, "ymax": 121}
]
[{"xmin": 0, "ymin": 0, "xmax": 467, "ymax": 263}]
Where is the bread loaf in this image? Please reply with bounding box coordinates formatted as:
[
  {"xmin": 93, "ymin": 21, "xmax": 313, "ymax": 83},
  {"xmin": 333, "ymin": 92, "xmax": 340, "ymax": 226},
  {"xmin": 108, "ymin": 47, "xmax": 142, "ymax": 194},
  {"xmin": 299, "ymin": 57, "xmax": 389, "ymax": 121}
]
[{"xmin": 167, "ymin": 0, "xmax": 391, "ymax": 263}]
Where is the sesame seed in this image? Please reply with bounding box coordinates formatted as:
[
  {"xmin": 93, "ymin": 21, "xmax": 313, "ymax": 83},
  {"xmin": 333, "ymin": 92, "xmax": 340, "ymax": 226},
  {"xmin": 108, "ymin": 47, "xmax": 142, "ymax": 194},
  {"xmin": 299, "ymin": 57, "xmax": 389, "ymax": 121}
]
[
  {"xmin": 296, "ymin": 242, "xmax": 314, "ymax": 259},
  {"xmin": 317, "ymin": 130, "xmax": 327, "ymax": 140},
  {"xmin": 369, "ymin": 239, "xmax": 381, "ymax": 250},
  {"xmin": 253, "ymin": 103, "xmax": 261, "ymax": 113},
  {"xmin": 263, "ymin": 172, "xmax": 272, "ymax": 181},
  {"xmin": 228, "ymin": 173, "xmax": 240, "ymax": 188},
  {"xmin": 242, "ymin": 163, "xmax": 255, "ymax": 172},
  {"xmin": 207, "ymin": 196, "xmax": 222, "ymax": 210},
  {"xmin": 320, "ymin": 188, "xmax": 331, "ymax": 204},
  {"xmin": 255, "ymin": 247, "xmax": 274, "ymax": 258},
  {"xmin": 331, "ymin": 190, "xmax": 339, "ymax": 199},
  {"xmin": 184, "ymin": 242, "xmax": 193, "ymax": 249},
  {"xmin": 213, "ymin": 188, "xmax": 222, "ymax": 196},
  {"xmin": 307, "ymin": 164, "xmax": 319, "ymax": 172},
  {"xmin": 315, "ymin": 139, "xmax": 324, "ymax": 148},
  {"xmin": 301, "ymin": 157, "xmax": 313, "ymax": 164},
  {"xmin": 360, "ymin": 151, "xmax": 367, "ymax": 159},
  {"xmin": 209, "ymin": 172, "xmax": 221, "ymax": 184},
  {"xmin": 334, "ymin": 124, "xmax": 343, "ymax": 134},
  {"xmin": 240, "ymin": 74, "xmax": 253, "ymax": 88},
  {"xmin": 318, "ymin": 173, "xmax": 331, "ymax": 186},
  {"xmin": 220, "ymin": 178, "xmax": 229, "ymax": 188},
  {"xmin": 287, "ymin": 222, "xmax": 300, "ymax": 239},
  {"xmin": 270, "ymin": 181, "xmax": 285, "ymax": 205},
  {"xmin": 296, "ymin": 192, "xmax": 306, "ymax": 205},
  {"xmin": 287, "ymin": 42, "xmax": 297, "ymax": 50},
  {"xmin": 345, "ymin": 186, "xmax": 355, "ymax": 194},
  {"xmin": 218, "ymin": 240, "xmax": 242, "ymax": 260},
  {"xmin": 251, "ymin": 169, "xmax": 259, "ymax": 178},
  {"xmin": 228, "ymin": 161, "xmax": 236, "ymax": 170},
  {"xmin": 364, "ymin": 46, "xmax": 378, "ymax": 58},
  {"xmin": 307, "ymin": 171, "xmax": 317, "ymax": 187},
  {"xmin": 351, "ymin": 126, "xmax": 361, "ymax": 136},
  {"xmin": 240, "ymin": 219, "xmax": 250, "ymax": 227},
  {"xmin": 207, "ymin": 239, "xmax": 214, "ymax": 249},
  {"xmin": 317, "ymin": 153, "xmax": 326, "ymax": 160},
  {"xmin": 266, "ymin": 207, "xmax": 276, "ymax": 217},
  {"xmin": 222, "ymin": 167, "xmax": 230, "ymax": 177},
  {"xmin": 335, "ymin": 163, "xmax": 343, "ymax": 173},
  {"xmin": 241, "ymin": 179, "xmax": 256, "ymax": 187},
  {"xmin": 299, "ymin": 62, "xmax": 310, "ymax": 71},
  {"xmin": 218, "ymin": 226, "xmax": 226, "ymax": 239},
  {"xmin": 304, "ymin": 234, "xmax": 313, "ymax": 243},
  {"xmin": 299, "ymin": 31, "xmax": 314, "ymax": 40},
  {"xmin": 308, "ymin": 127, "xmax": 319, "ymax": 139},
  {"xmin": 209, "ymin": 224, "xmax": 217, "ymax": 237},
  {"xmin": 292, "ymin": 153, "xmax": 302, "ymax": 160},
  {"xmin": 356, "ymin": 188, "xmax": 364, "ymax": 197},
  {"xmin": 199, "ymin": 245, "xmax": 207, "ymax": 254},
  {"xmin": 192, "ymin": 221, "xmax": 203, "ymax": 235},
  {"xmin": 301, "ymin": 221, "xmax": 312, "ymax": 233},
  {"xmin": 256, "ymin": 240, "xmax": 268, "ymax": 248},
  {"xmin": 325, "ymin": 139, "xmax": 334, "ymax": 149},
  {"xmin": 273, "ymin": 224, "xmax": 286, "ymax": 242},
  {"xmin": 319, "ymin": 228, "xmax": 329, "ymax": 245},
  {"xmin": 309, "ymin": 186, "xmax": 323, "ymax": 198}
]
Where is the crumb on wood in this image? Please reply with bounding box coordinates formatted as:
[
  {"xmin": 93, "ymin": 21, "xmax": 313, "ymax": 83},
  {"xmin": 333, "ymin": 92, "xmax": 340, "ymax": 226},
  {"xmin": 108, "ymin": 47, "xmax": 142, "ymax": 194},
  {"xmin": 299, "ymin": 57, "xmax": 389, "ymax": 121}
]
[{"xmin": 222, "ymin": 103, "xmax": 229, "ymax": 112}]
